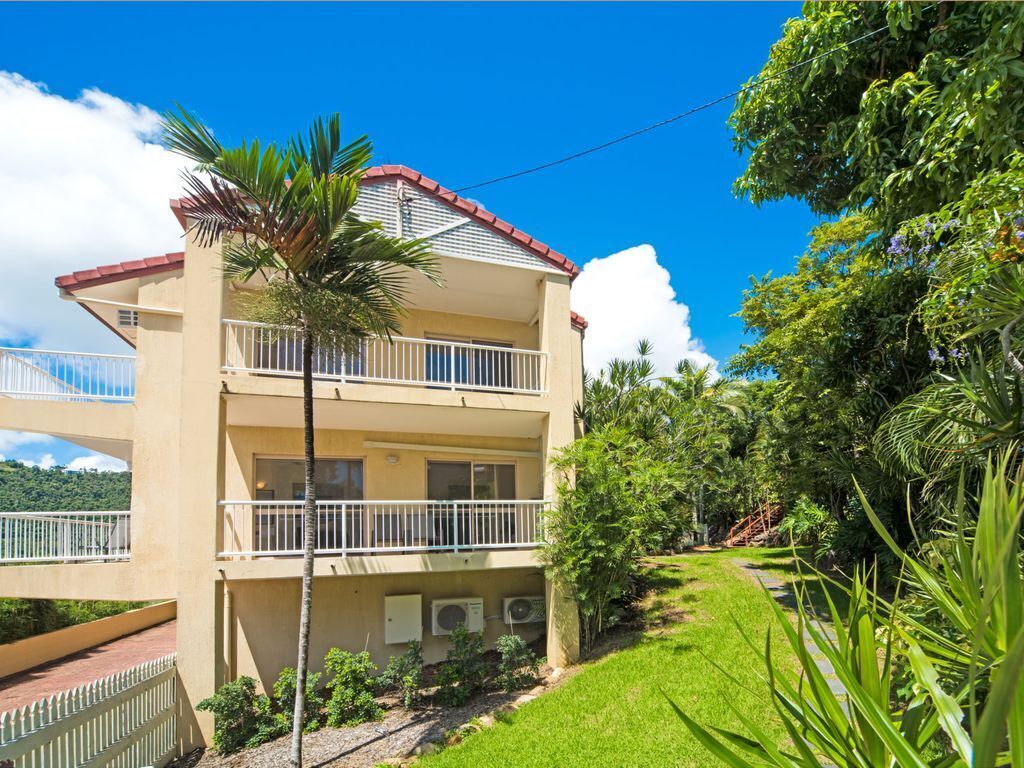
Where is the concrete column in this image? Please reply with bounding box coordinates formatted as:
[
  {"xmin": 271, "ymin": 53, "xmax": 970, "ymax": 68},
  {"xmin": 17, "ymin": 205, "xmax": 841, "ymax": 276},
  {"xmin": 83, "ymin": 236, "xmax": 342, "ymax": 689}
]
[
  {"xmin": 174, "ymin": 231, "xmax": 228, "ymax": 751},
  {"xmin": 130, "ymin": 273, "xmax": 184, "ymax": 592},
  {"xmin": 537, "ymin": 275, "xmax": 580, "ymax": 667}
]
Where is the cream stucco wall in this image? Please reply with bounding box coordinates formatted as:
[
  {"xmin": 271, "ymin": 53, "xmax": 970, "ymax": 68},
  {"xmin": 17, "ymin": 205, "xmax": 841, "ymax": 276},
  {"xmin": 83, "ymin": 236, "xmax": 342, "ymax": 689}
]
[
  {"xmin": 398, "ymin": 308, "xmax": 538, "ymax": 350},
  {"xmin": 128, "ymin": 271, "xmax": 184, "ymax": 591},
  {"xmin": 224, "ymin": 426, "xmax": 544, "ymax": 502},
  {"xmin": 227, "ymin": 568, "xmax": 545, "ymax": 690}
]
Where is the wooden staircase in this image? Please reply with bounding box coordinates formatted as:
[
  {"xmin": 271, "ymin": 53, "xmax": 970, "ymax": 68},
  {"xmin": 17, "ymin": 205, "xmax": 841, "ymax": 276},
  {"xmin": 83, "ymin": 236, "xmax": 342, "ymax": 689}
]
[{"xmin": 724, "ymin": 502, "xmax": 784, "ymax": 547}]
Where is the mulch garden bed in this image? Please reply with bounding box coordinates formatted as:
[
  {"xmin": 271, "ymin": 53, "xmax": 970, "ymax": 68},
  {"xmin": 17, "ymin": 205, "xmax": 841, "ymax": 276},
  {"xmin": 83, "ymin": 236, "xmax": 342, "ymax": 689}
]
[{"xmin": 170, "ymin": 641, "xmax": 569, "ymax": 768}]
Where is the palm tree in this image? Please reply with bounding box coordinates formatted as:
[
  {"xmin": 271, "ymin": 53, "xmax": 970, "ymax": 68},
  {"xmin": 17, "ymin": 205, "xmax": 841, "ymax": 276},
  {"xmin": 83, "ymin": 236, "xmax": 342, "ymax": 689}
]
[{"xmin": 162, "ymin": 109, "xmax": 439, "ymax": 767}]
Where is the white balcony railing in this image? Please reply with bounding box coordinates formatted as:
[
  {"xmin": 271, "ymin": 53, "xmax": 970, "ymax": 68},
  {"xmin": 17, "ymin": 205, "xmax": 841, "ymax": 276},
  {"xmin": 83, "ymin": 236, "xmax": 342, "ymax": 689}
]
[
  {"xmin": 0, "ymin": 347, "xmax": 135, "ymax": 402},
  {"xmin": 0, "ymin": 511, "xmax": 131, "ymax": 564},
  {"xmin": 223, "ymin": 320, "xmax": 547, "ymax": 395},
  {"xmin": 218, "ymin": 499, "xmax": 546, "ymax": 558}
]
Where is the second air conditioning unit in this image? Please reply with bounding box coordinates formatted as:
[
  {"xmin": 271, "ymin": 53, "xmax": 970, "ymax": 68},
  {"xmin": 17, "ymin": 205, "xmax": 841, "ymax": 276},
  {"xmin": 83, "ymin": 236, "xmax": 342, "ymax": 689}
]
[
  {"xmin": 502, "ymin": 596, "xmax": 546, "ymax": 625},
  {"xmin": 431, "ymin": 597, "xmax": 484, "ymax": 636}
]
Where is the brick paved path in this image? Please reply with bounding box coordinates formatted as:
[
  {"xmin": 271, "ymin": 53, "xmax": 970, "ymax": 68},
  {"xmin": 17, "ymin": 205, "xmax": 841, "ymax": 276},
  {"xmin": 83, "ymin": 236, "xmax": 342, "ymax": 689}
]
[{"xmin": 0, "ymin": 619, "xmax": 176, "ymax": 712}]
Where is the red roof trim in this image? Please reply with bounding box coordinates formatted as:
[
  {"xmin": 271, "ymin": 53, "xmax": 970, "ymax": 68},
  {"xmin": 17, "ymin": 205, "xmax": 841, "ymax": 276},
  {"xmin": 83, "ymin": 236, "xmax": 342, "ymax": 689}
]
[
  {"xmin": 570, "ymin": 311, "xmax": 589, "ymax": 331},
  {"xmin": 361, "ymin": 165, "xmax": 580, "ymax": 279},
  {"xmin": 55, "ymin": 252, "xmax": 185, "ymax": 292},
  {"xmin": 170, "ymin": 199, "xmax": 187, "ymax": 230}
]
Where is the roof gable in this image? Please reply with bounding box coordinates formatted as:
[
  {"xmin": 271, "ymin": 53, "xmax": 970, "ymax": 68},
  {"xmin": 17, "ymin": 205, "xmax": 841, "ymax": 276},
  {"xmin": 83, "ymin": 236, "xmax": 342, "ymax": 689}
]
[{"xmin": 358, "ymin": 166, "xmax": 578, "ymax": 279}]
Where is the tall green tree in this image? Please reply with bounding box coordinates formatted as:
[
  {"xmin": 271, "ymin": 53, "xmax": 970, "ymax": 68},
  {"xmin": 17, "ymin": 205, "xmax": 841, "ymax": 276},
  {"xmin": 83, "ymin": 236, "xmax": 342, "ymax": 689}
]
[
  {"xmin": 728, "ymin": 1, "xmax": 1024, "ymax": 543},
  {"xmin": 163, "ymin": 110, "xmax": 438, "ymax": 767}
]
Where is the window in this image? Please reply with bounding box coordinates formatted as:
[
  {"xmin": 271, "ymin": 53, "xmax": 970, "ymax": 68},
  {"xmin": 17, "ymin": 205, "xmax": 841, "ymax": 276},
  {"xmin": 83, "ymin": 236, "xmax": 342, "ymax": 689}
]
[
  {"xmin": 426, "ymin": 461, "xmax": 516, "ymax": 500},
  {"xmin": 254, "ymin": 457, "xmax": 363, "ymax": 500}
]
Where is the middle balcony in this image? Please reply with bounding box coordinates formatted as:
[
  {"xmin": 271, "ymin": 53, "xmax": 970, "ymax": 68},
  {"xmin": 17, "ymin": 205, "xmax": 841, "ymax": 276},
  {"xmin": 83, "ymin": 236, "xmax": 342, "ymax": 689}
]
[
  {"xmin": 217, "ymin": 499, "xmax": 546, "ymax": 559},
  {"xmin": 222, "ymin": 320, "xmax": 547, "ymax": 396}
]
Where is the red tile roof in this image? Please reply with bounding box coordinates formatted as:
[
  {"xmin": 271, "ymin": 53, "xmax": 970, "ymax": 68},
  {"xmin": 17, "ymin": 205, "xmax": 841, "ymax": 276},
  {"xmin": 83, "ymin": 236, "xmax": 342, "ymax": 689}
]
[
  {"xmin": 55, "ymin": 252, "xmax": 185, "ymax": 292},
  {"xmin": 170, "ymin": 164, "xmax": 579, "ymax": 279},
  {"xmin": 570, "ymin": 311, "xmax": 589, "ymax": 332}
]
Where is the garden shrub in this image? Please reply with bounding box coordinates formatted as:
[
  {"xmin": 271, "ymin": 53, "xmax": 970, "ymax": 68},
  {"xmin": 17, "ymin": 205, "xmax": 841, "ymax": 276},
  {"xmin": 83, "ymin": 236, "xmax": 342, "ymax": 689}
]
[
  {"xmin": 271, "ymin": 666, "xmax": 325, "ymax": 734},
  {"xmin": 435, "ymin": 625, "xmax": 488, "ymax": 707},
  {"xmin": 777, "ymin": 496, "xmax": 837, "ymax": 559},
  {"xmin": 541, "ymin": 427, "xmax": 683, "ymax": 649},
  {"xmin": 196, "ymin": 676, "xmax": 275, "ymax": 754},
  {"xmin": 378, "ymin": 640, "xmax": 424, "ymax": 708},
  {"xmin": 495, "ymin": 634, "xmax": 541, "ymax": 692},
  {"xmin": 324, "ymin": 649, "xmax": 383, "ymax": 726}
]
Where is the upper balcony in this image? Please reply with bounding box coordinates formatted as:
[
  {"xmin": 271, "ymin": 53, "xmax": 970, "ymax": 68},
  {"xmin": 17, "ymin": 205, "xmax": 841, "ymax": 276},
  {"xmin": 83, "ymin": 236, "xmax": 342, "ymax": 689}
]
[{"xmin": 222, "ymin": 320, "xmax": 547, "ymax": 396}]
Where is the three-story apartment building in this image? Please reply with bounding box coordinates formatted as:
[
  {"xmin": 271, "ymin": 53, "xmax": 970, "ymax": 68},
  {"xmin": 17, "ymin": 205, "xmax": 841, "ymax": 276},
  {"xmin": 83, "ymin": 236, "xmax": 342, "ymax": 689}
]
[{"xmin": 0, "ymin": 165, "xmax": 585, "ymax": 751}]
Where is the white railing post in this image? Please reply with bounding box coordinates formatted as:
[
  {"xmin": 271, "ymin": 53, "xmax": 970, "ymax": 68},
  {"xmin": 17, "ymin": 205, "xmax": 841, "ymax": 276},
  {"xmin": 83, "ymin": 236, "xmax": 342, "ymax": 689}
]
[{"xmin": 448, "ymin": 341, "xmax": 456, "ymax": 390}]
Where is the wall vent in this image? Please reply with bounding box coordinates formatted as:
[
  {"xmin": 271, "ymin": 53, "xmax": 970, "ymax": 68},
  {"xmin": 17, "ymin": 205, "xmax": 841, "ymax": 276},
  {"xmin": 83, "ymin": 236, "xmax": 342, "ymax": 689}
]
[{"xmin": 117, "ymin": 309, "xmax": 139, "ymax": 328}]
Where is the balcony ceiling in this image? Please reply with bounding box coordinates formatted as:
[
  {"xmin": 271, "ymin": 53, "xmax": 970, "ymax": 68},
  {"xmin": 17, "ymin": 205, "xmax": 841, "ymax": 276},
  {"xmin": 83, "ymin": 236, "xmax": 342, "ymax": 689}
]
[{"xmin": 403, "ymin": 255, "xmax": 543, "ymax": 323}]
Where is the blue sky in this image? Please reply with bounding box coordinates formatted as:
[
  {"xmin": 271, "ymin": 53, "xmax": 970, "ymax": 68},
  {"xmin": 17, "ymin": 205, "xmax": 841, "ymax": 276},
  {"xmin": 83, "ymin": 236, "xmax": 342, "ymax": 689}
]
[{"xmin": 0, "ymin": 2, "xmax": 818, "ymax": 468}]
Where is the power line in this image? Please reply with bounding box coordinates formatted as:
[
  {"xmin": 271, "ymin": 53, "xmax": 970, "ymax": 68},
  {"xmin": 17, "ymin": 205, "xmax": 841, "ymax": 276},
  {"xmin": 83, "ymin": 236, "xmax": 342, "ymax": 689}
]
[{"xmin": 433, "ymin": 13, "xmax": 919, "ymax": 197}]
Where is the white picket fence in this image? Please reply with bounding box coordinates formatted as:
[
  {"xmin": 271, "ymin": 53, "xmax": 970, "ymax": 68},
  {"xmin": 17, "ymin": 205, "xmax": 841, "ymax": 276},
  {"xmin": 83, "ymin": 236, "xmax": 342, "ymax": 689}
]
[{"xmin": 0, "ymin": 654, "xmax": 177, "ymax": 768}]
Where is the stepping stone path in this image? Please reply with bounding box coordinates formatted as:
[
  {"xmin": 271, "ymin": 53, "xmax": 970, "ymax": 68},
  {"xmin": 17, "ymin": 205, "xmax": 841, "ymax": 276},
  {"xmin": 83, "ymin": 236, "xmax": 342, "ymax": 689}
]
[{"xmin": 733, "ymin": 561, "xmax": 849, "ymax": 710}]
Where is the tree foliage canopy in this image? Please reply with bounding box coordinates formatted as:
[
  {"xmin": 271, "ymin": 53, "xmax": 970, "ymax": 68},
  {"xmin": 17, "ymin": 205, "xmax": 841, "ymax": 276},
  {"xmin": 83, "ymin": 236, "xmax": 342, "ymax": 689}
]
[{"xmin": 732, "ymin": 2, "xmax": 1024, "ymax": 228}]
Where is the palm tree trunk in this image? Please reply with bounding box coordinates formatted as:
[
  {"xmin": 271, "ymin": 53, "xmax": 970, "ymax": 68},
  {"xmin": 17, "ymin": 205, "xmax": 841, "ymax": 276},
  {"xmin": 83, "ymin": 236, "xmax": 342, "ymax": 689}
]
[{"xmin": 290, "ymin": 319, "xmax": 316, "ymax": 768}]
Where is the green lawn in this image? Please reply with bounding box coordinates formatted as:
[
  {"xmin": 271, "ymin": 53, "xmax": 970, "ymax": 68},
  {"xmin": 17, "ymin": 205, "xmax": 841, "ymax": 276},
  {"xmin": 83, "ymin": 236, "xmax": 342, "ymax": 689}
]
[{"xmin": 421, "ymin": 548, "xmax": 818, "ymax": 768}]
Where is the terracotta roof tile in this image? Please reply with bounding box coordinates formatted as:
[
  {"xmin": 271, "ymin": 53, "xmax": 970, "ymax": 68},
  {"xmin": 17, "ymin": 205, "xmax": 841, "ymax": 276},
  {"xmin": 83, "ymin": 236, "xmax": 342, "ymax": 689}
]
[
  {"xmin": 570, "ymin": 311, "xmax": 589, "ymax": 331},
  {"xmin": 55, "ymin": 252, "xmax": 185, "ymax": 292}
]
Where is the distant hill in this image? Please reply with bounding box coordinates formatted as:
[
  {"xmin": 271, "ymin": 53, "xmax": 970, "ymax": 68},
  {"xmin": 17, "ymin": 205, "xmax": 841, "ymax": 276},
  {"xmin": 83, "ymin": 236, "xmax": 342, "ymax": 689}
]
[
  {"xmin": 0, "ymin": 460, "xmax": 137, "ymax": 648},
  {"xmin": 0, "ymin": 460, "xmax": 131, "ymax": 511}
]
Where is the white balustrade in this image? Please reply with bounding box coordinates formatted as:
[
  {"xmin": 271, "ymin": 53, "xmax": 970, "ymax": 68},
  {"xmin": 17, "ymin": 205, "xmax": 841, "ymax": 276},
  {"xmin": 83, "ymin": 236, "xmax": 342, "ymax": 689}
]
[
  {"xmin": 0, "ymin": 347, "xmax": 135, "ymax": 402},
  {"xmin": 0, "ymin": 511, "xmax": 131, "ymax": 564},
  {"xmin": 218, "ymin": 499, "xmax": 546, "ymax": 558},
  {"xmin": 222, "ymin": 319, "xmax": 547, "ymax": 394}
]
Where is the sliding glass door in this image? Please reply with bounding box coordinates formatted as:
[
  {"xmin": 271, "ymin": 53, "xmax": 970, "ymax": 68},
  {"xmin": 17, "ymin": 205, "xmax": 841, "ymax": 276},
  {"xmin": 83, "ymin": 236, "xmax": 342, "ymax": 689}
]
[
  {"xmin": 252, "ymin": 457, "xmax": 364, "ymax": 552},
  {"xmin": 427, "ymin": 461, "xmax": 517, "ymax": 546},
  {"xmin": 425, "ymin": 338, "xmax": 514, "ymax": 390}
]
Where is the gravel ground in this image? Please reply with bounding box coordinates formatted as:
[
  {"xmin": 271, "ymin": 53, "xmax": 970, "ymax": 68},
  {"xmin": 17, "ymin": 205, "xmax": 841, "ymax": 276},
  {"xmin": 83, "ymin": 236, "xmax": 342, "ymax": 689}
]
[{"xmin": 170, "ymin": 689, "xmax": 534, "ymax": 768}]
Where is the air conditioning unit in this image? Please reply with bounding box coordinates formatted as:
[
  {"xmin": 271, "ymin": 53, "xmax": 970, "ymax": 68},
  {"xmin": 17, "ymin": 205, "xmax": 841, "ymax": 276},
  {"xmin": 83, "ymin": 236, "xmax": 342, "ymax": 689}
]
[
  {"xmin": 431, "ymin": 598, "xmax": 484, "ymax": 636},
  {"xmin": 502, "ymin": 596, "xmax": 546, "ymax": 625}
]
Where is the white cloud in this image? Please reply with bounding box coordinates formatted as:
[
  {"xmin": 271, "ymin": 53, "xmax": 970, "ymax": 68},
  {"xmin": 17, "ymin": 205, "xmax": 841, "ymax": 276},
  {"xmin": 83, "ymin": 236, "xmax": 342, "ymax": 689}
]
[
  {"xmin": 571, "ymin": 244, "xmax": 716, "ymax": 377},
  {"xmin": 0, "ymin": 430, "xmax": 53, "ymax": 454},
  {"xmin": 65, "ymin": 453, "xmax": 128, "ymax": 473},
  {"xmin": 0, "ymin": 71, "xmax": 186, "ymax": 353},
  {"xmin": 19, "ymin": 453, "xmax": 57, "ymax": 470}
]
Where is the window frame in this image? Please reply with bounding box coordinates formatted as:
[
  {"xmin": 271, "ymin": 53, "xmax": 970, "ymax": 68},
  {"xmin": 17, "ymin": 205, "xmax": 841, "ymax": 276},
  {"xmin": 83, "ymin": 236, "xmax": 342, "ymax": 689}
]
[{"xmin": 424, "ymin": 459, "xmax": 519, "ymax": 501}]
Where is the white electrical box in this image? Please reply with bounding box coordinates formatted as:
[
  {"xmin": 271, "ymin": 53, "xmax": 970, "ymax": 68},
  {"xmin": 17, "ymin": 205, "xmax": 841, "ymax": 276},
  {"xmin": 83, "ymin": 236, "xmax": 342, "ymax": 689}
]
[{"xmin": 385, "ymin": 594, "xmax": 423, "ymax": 644}]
